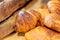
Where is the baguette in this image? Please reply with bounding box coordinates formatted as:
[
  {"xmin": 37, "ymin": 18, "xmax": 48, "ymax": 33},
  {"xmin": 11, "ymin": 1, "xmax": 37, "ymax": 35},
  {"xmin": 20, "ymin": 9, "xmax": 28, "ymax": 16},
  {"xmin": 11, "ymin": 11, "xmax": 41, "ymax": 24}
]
[
  {"xmin": 0, "ymin": 0, "xmax": 28, "ymax": 22},
  {"xmin": 0, "ymin": 0, "xmax": 29, "ymax": 39}
]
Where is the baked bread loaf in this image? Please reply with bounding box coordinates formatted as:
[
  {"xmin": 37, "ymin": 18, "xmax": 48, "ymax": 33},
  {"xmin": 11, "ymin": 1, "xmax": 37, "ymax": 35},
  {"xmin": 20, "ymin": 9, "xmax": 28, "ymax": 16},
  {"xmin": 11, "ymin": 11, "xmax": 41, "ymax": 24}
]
[
  {"xmin": 0, "ymin": 0, "xmax": 29, "ymax": 39},
  {"xmin": 0, "ymin": 0, "xmax": 28, "ymax": 22},
  {"xmin": 0, "ymin": 15, "xmax": 15, "ymax": 39}
]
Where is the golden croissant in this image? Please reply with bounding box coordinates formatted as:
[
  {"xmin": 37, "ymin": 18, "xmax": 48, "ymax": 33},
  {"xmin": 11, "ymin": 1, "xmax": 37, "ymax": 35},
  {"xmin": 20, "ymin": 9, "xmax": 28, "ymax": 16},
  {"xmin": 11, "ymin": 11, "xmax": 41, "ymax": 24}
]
[
  {"xmin": 15, "ymin": 10, "xmax": 40, "ymax": 32},
  {"xmin": 47, "ymin": 0, "xmax": 60, "ymax": 14},
  {"xmin": 38, "ymin": 8, "xmax": 60, "ymax": 32}
]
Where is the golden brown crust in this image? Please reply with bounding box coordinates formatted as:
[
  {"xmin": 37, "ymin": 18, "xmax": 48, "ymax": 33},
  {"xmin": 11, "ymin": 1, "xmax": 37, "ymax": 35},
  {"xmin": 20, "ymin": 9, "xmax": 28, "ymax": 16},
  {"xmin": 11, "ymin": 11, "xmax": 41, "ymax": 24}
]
[
  {"xmin": 37, "ymin": 9, "xmax": 50, "ymax": 26},
  {"xmin": 47, "ymin": 0, "xmax": 60, "ymax": 14},
  {"xmin": 15, "ymin": 8, "xmax": 60, "ymax": 32},
  {"xmin": 25, "ymin": 26, "xmax": 60, "ymax": 40},
  {"xmin": 0, "ymin": 15, "xmax": 16, "ymax": 39},
  {"xmin": 29, "ymin": 9, "xmax": 40, "ymax": 19},
  {"xmin": 0, "ymin": 0, "xmax": 27, "ymax": 22},
  {"xmin": 44, "ymin": 13, "xmax": 60, "ymax": 32},
  {"xmin": 15, "ymin": 9, "xmax": 40, "ymax": 32},
  {"xmin": 37, "ymin": 8, "xmax": 60, "ymax": 32}
]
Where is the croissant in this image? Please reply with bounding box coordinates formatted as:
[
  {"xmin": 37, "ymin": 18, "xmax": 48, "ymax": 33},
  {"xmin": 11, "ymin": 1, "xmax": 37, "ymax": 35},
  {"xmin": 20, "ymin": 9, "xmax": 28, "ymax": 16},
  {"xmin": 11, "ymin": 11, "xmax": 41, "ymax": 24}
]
[
  {"xmin": 25, "ymin": 26, "xmax": 60, "ymax": 40},
  {"xmin": 39, "ymin": 0, "xmax": 60, "ymax": 32},
  {"xmin": 15, "ymin": 9, "xmax": 40, "ymax": 32},
  {"xmin": 15, "ymin": 5, "xmax": 60, "ymax": 32},
  {"xmin": 44, "ymin": 13, "xmax": 60, "ymax": 32},
  {"xmin": 36, "ymin": 8, "xmax": 60, "ymax": 32},
  {"xmin": 47, "ymin": 0, "xmax": 60, "ymax": 14}
]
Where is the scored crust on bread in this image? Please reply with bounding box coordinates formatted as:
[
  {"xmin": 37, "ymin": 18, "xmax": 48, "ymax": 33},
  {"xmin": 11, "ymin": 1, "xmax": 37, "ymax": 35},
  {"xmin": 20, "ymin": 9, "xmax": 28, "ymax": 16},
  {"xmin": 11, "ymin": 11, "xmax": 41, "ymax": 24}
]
[{"xmin": 0, "ymin": 0, "xmax": 28, "ymax": 22}]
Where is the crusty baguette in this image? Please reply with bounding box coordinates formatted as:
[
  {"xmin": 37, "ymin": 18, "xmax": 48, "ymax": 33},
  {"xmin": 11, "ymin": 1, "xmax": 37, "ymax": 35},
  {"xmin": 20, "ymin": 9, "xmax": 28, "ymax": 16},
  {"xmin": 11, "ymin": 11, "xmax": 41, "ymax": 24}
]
[
  {"xmin": 0, "ymin": 0, "xmax": 28, "ymax": 22},
  {"xmin": 25, "ymin": 26, "xmax": 60, "ymax": 40},
  {"xmin": 0, "ymin": 15, "xmax": 15, "ymax": 39},
  {"xmin": 0, "ymin": 0, "xmax": 29, "ymax": 39}
]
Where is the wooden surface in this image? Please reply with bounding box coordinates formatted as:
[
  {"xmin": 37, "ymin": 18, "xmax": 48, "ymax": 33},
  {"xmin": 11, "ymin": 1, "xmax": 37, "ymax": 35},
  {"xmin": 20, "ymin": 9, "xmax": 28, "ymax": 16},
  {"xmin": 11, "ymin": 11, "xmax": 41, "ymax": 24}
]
[{"xmin": 2, "ymin": 0, "xmax": 40, "ymax": 40}]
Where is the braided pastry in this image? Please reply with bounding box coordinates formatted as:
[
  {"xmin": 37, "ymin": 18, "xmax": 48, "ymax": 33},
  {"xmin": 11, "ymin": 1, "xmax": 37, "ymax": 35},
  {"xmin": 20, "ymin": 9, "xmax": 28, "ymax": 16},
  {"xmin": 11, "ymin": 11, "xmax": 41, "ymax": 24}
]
[
  {"xmin": 47, "ymin": 0, "xmax": 60, "ymax": 14},
  {"xmin": 37, "ymin": 8, "xmax": 60, "ymax": 32},
  {"xmin": 44, "ymin": 13, "xmax": 60, "ymax": 32}
]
